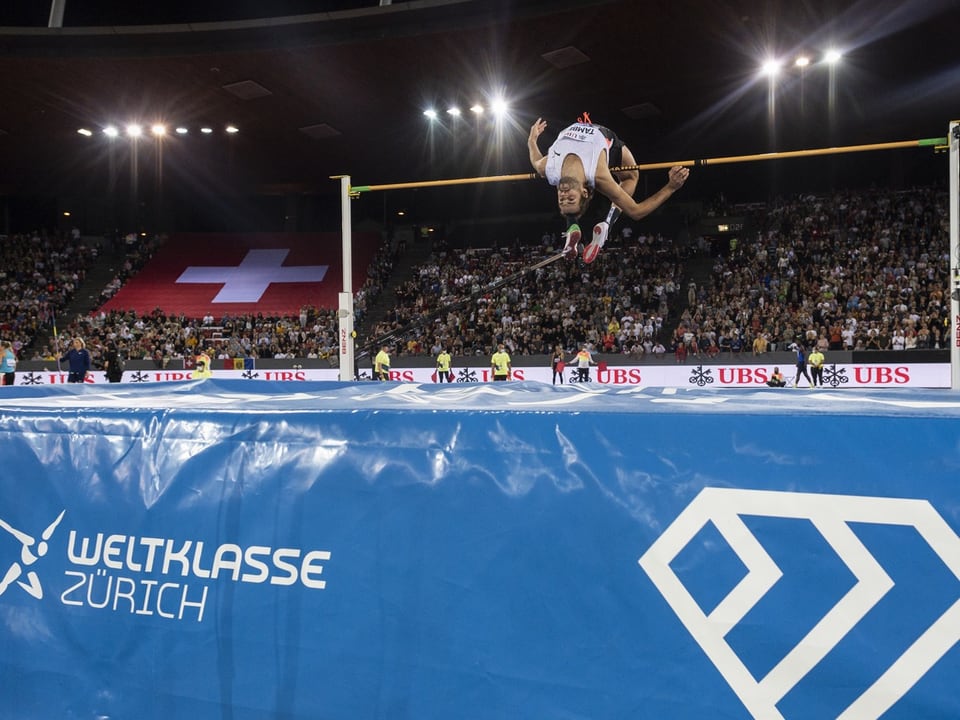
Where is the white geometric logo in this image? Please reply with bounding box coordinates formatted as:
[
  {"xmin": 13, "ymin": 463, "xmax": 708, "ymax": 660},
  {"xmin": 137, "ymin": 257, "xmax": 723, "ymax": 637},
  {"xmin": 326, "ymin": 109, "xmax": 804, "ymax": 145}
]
[
  {"xmin": 639, "ymin": 489, "xmax": 960, "ymax": 720},
  {"xmin": 0, "ymin": 511, "xmax": 65, "ymax": 600},
  {"xmin": 176, "ymin": 249, "xmax": 328, "ymax": 303}
]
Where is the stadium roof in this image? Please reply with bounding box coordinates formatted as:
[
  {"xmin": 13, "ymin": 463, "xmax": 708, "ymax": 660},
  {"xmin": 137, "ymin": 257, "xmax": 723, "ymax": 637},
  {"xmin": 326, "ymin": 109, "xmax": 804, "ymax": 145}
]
[{"xmin": 1, "ymin": 0, "xmax": 957, "ymax": 206}]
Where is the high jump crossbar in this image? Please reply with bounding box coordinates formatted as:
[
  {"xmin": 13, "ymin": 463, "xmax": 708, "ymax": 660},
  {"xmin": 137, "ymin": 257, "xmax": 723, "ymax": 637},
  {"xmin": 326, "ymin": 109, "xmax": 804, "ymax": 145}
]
[
  {"xmin": 336, "ymin": 130, "xmax": 954, "ymax": 382},
  {"xmin": 349, "ymin": 136, "xmax": 947, "ymax": 194}
]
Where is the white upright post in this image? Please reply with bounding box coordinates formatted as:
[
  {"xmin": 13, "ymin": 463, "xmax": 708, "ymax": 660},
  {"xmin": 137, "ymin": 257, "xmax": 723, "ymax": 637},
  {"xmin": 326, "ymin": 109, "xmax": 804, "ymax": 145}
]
[
  {"xmin": 48, "ymin": 0, "xmax": 66, "ymax": 27},
  {"xmin": 336, "ymin": 176, "xmax": 355, "ymax": 381},
  {"xmin": 950, "ymin": 121, "xmax": 959, "ymax": 390}
]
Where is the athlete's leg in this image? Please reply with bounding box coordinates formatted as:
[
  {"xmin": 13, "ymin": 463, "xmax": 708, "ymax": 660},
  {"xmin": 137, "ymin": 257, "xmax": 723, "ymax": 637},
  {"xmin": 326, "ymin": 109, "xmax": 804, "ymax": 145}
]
[
  {"xmin": 562, "ymin": 223, "xmax": 582, "ymax": 259},
  {"xmin": 583, "ymin": 206, "xmax": 621, "ymax": 264}
]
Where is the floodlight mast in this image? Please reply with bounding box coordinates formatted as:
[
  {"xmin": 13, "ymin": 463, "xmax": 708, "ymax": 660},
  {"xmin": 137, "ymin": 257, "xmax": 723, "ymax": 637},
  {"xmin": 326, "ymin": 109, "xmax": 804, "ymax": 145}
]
[
  {"xmin": 950, "ymin": 121, "xmax": 959, "ymax": 390},
  {"xmin": 48, "ymin": 0, "xmax": 66, "ymax": 27}
]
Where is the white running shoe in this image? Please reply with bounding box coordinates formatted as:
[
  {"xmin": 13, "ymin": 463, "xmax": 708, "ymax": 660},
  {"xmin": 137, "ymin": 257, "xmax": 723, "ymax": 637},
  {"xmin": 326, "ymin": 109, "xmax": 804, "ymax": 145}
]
[
  {"xmin": 562, "ymin": 224, "xmax": 582, "ymax": 259},
  {"xmin": 582, "ymin": 221, "xmax": 608, "ymax": 264}
]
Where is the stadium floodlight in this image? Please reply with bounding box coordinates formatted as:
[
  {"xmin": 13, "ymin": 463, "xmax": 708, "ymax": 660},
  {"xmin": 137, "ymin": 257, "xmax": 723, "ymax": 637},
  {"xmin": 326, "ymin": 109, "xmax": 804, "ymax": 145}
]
[
  {"xmin": 225, "ymin": 125, "xmax": 239, "ymax": 134},
  {"xmin": 126, "ymin": 124, "xmax": 143, "ymax": 138},
  {"xmin": 490, "ymin": 98, "xmax": 508, "ymax": 117},
  {"xmin": 795, "ymin": 56, "xmax": 810, "ymax": 68},
  {"xmin": 824, "ymin": 49, "xmax": 843, "ymax": 64},
  {"xmin": 423, "ymin": 108, "xmax": 438, "ymax": 120},
  {"xmin": 470, "ymin": 104, "xmax": 484, "ymax": 114},
  {"xmin": 760, "ymin": 59, "xmax": 781, "ymax": 77},
  {"xmin": 447, "ymin": 106, "xmax": 461, "ymax": 117},
  {"xmin": 103, "ymin": 126, "xmax": 119, "ymax": 138},
  {"xmin": 175, "ymin": 127, "xmax": 189, "ymax": 135},
  {"xmin": 151, "ymin": 124, "xmax": 166, "ymax": 136},
  {"xmin": 77, "ymin": 128, "xmax": 93, "ymax": 137},
  {"xmin": 200, "ymin": 127, "xmax": 213, "ymax": 134}
]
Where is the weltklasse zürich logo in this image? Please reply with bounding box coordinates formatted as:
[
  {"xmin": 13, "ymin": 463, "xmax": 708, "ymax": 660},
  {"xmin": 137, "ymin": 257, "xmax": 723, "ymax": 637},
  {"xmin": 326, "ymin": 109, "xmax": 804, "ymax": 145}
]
[
  {"xmin": 0, "ymin": 510, "xmax": 65, "ymax": 599},
  {"xmin": 639, "ymin": 489, "xmax": 960, "ymax": 719},
  {"xmin": 1, "ymin": 509, "xmax": 332, "ymax": 624}
]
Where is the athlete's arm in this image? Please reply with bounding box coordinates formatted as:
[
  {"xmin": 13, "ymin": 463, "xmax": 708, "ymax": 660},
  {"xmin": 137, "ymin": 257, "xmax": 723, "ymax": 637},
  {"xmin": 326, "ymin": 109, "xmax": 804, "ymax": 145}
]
[
  {"xmin": 612, "ymin": 144, "xmax": 639, "ymax": 200},
  {"xmin": 600, "ymin": 145, "xmax": 640, "ymax": 224},
  {"xmin": 528, "ymin": 118, "xmax": 548, "ymax": 177},
  {"xmin": 595, "ymin": 165, "xmax": 689, "ymax": 221}
]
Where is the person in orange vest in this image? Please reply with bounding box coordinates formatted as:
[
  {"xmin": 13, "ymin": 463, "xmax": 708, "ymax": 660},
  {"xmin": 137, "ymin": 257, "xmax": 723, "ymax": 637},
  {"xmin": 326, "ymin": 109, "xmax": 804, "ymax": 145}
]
[
  {"xmin": 766, "ymin": 367, "xmax": 786, "ymax": 387},
  {"xmin": 570, "ymin": 344, "xmax": 596, "ymax": 382}
]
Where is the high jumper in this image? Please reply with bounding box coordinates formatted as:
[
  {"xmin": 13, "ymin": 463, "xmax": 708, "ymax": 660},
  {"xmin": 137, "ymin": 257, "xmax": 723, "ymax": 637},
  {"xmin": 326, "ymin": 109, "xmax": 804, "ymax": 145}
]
[{"xmin": 527, "ymin": 113, "xmax": 689, "ymax": 263}]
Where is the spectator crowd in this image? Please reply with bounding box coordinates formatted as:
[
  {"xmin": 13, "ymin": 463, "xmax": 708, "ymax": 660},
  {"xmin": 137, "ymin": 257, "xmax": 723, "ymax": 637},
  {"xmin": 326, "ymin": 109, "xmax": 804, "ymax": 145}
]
[
  {"xmin": 673, "ymin": 186, "xmax": 950, "ymax": 359},
  {"xmin": 1, "ymin": 184, "xmax": 951, "ymax": 374},
  {"xmin": 0, "ymin": 229, "xmax": 97, "ymax": 357}
]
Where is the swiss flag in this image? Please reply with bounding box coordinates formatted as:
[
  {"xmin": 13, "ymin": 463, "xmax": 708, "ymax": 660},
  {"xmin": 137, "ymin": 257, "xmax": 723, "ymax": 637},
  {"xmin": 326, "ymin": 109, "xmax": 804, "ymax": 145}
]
[{"xmin": 99, "ymin": 232, "xmax": 379, "ymax": 318}]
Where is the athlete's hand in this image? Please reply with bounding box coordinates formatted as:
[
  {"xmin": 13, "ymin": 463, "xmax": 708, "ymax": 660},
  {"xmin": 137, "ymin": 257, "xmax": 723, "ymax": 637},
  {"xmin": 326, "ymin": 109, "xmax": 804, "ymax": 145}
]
[
  {"xmin": 529, "ymin": 118, "xmax": 547, "ymax": 143},
  {"xmin": 667, "ymin": 166, "xmax": 690, "ymax": 190}
]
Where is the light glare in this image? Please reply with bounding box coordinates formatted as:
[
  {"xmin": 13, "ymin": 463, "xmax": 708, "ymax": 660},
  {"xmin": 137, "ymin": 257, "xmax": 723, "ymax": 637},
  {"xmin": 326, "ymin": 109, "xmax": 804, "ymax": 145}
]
[
  {"xmin": 760, "ymin": 59, "xmax": 781, "ymax": 77},
  {"xmin": 126, "ymin": 124, "xmax": 142, "ymax": 138},
  {"xmin": 103, "ymin": 126, "xmax": 119, "ymax": 137},
  {"xmin": 824, "ymin": 49, "xmax": 843, "ymax": 64},
  {"xmin": 77, "ymin": 128, "xmax": 93, "ymax": 137},
  {"xmin": 423, "ymin": 109, "xmax": 438, "ymax": 120}
]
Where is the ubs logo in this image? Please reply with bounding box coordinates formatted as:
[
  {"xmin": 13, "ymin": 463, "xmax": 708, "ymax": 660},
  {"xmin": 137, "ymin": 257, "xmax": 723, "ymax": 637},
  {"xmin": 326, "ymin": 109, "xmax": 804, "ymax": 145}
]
[
  {"xmin": 0, "ymin": 511, "xmax": 65, "ymax": 599},
  {"xmin": 640, "ymin": 489, "xmax": 960, "ymax": 719}
]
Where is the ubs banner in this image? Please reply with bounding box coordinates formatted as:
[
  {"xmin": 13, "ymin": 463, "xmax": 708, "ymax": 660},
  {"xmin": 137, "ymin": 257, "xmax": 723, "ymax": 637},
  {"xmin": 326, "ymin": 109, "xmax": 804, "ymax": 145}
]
[{"xmin": 1, "ymin": 381, "xmax": 959, "ymax": 719}]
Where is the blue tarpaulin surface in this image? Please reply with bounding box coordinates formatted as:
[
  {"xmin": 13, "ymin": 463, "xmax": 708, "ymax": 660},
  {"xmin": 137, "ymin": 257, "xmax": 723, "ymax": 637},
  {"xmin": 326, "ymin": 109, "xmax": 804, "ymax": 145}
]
[{"xmin": 1, "ymin": 380, "xmax": 959, "ymax": 719}]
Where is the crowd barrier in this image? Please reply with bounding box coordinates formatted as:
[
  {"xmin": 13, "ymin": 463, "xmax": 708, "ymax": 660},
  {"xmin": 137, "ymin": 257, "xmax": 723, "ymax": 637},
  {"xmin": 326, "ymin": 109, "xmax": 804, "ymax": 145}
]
[{"xmin": 9, "ymin": 350, "xmax": 952, "ymax": 387}]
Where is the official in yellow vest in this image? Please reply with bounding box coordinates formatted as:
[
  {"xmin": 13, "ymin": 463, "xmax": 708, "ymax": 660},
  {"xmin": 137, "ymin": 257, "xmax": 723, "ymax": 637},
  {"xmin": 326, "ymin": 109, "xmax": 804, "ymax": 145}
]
[
  {"xmin": 490, "ymin": 343, "xmax": 511, "ymax": 381},
  {"xmin": 808, "ymin": 348, "xmax": 825, "ymax": 388},
  {"xmin": 436, "ymin": 348, "xmax": 453, "ymax": 383},
  {"xmin": 374, "ymin": 345, "xmax": 391, "ymax": 381},
  {"xmin": 194, "ymin": 349, "xmax": 213, "ymax": 379}
]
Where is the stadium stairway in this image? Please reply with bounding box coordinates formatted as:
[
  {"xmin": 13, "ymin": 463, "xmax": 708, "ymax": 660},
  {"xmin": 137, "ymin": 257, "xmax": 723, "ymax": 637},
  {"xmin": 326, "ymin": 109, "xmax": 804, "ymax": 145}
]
[
  {"xmin": 30, "ymin": 239, "xmax": 126, "ymax": 353},
  {"xmin": 355, "ymin": 232, "xmax": 436, "ymax": 348},
  {"xmin": 680, "ymin": 250, "xmax": 714, "ymax": 314}
]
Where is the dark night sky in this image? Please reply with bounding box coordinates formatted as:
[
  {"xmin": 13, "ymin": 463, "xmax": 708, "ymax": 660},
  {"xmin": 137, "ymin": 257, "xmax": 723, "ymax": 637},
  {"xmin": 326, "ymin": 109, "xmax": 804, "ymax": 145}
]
[
  {"xmin": 2, "ymin": 1, "xmax": 400, "ymax": 27},
  {"xmin": 1, "ymin": 0, "xmax": 957, "ymax": 232}
]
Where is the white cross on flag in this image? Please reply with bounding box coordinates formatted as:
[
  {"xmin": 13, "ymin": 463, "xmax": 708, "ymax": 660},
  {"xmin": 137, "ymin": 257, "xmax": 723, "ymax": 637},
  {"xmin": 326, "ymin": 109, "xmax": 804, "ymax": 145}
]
[
  {"xmin": 176, "ymin": 249, "xmax": 328, "ymax": 303},
  {"xmin": 99, "ymin": 232, "xmax": 379, "ymax": 318}
]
